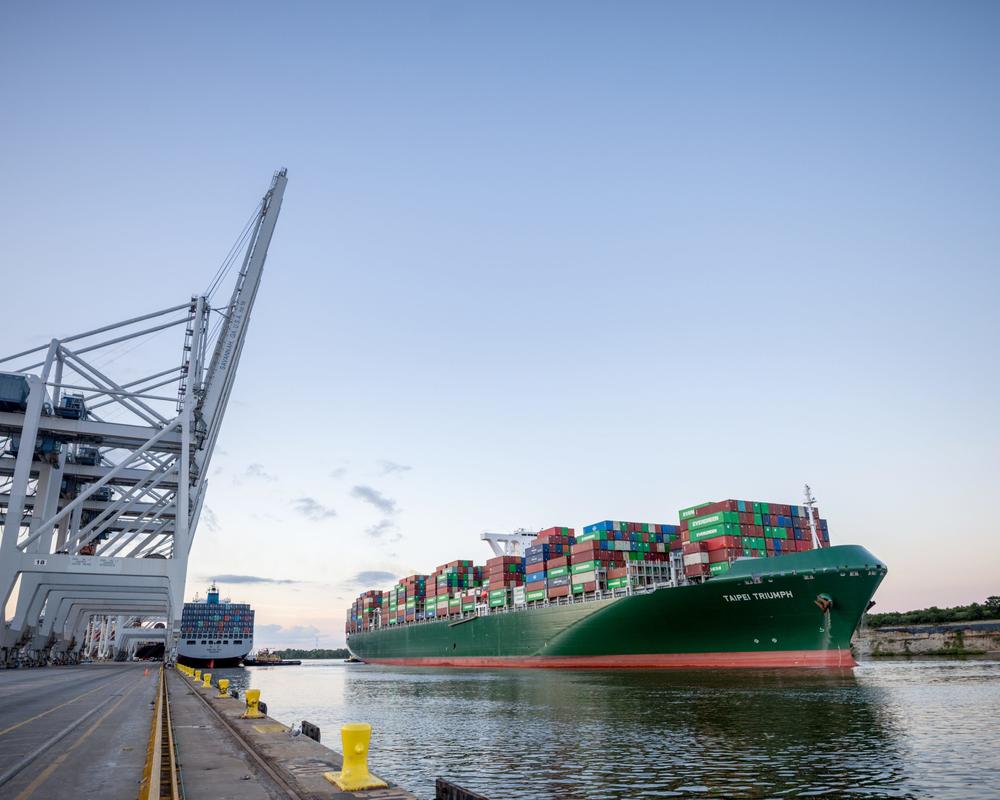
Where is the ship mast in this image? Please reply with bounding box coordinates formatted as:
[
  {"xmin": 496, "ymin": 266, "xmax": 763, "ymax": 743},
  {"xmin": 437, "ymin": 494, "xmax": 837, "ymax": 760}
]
[{"xmin": 803, "ymin": 484, "xmax": 821, "ymax": 549}]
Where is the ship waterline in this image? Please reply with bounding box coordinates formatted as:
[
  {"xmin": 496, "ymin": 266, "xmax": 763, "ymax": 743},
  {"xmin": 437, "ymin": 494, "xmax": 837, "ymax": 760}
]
[{"xmin": 347, "ymin": 545, "xmax": 886, "ymax": 669}]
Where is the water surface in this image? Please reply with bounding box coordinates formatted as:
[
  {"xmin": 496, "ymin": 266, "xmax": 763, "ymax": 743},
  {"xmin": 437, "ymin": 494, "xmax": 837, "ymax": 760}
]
[{"xmin": 210, "ymin": 658, "xmax": 1000, "ymax": 799}]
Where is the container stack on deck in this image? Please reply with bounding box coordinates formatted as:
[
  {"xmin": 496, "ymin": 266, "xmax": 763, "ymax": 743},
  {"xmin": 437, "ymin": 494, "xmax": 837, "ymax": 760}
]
[
  {"xmin": 426, "ymin": 560, "xmax": 483, "ymax": 619},
  {"xmin": 346, "ymin": 589, "xmax": 385, "ymax": 634},
  {"xmin": 523, "ymin": 526, "xmax": 575, "ymax": 603},
  {"xmin": 571, "ymin": 520, "xmax": 678, "ymax": 594},
  {"xmin": 678, "ymin": 500, "xmax": 831, "ymax": 579},
  {"xmin": 486, "ymin": 555, "xmax": 525, "ymax": 608},
  {"xmin": 345, "ymin": 500, "xmax": 832, "ymax": 633}
]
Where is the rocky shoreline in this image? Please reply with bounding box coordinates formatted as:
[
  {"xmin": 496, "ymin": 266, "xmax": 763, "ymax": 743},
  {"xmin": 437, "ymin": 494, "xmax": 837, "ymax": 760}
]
[{"xmin": 853, "ymin": 619, "xmax": 1000, "ymax": 657}]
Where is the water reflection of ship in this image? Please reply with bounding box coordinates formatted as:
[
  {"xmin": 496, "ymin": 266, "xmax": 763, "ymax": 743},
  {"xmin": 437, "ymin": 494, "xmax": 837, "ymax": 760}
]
[{"xmin": 381, "ymin": 668, "xmax": 906, "ymax": 798}]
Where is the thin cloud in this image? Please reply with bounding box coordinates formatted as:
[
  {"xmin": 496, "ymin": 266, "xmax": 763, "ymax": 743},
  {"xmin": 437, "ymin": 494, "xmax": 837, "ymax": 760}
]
[
  {"xmin": 347, "ymin": 570, "xmax": 397, "ymax": 587},
  {"xmin": 201, "ymin": 506, "xmax": 219, "ymax": 532},
  {"xmin": 351, "ymin": 485, "xmax": 397, "ymax": 514},
  {"xmin": 378, "ymin": 460, "xmax": 412, "ymax": 475},
  {"xmin": 330, "ymin": 467, "xmax": 348, "ymax": 479},
  {"xmin": 210, "ymin": 574, "xmax": 299, "ymax": 585},
  {"xmin": 293, "ymin": 497, "xmax": 337, "ymax": 521},
  {"xmin": 366, "ymin": 519, "xmax": 395, "ymax": 538},
  {"xmin": 255, "ymin": 623, "xmax": 320, "ymax": 644},
  {"xmin": 245, "ymin": 463, "xmax": 276, "ymax": 481}
]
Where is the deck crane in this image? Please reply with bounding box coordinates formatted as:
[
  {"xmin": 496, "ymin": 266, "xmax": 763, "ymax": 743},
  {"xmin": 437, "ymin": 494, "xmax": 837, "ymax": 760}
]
[{"xmin": 0, "ymin": 169, "xmax": 287, "ymax": 666}]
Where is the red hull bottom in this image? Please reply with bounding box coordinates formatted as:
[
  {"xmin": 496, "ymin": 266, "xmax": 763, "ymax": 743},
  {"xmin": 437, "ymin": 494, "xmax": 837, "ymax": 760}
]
[{"xmin": 360, "ymin": 649, "xmax": 857, "ymax": 669}]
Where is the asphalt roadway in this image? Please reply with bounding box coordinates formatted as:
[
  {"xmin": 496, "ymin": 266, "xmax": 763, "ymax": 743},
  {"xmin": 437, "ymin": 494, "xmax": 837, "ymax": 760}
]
[{"xmin": 0, "ymin": 662, "xmax": 156, "ymax": 800}]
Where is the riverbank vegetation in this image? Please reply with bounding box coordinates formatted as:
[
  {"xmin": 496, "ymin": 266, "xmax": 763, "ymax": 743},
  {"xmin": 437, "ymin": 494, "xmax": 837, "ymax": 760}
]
[
  {"xmin": 866, "ymin": 596, "xmax": 999, "ymax": 628},
  {"xmin": 274, "ymin": 648, "xmax": 350, "ymax": 659}
]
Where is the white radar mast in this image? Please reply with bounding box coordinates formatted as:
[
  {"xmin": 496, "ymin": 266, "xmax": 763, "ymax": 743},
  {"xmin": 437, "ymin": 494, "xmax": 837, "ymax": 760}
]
[{"xmin": 803, "ymin": 483, "xmax": 821, "ymax": 549}]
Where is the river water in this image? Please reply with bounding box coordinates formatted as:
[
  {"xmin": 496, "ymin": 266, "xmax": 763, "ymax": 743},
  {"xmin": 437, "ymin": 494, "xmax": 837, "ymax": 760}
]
[{"xmin": 209, "ymin": 658, "xmax": 1000, "ymax": 799}]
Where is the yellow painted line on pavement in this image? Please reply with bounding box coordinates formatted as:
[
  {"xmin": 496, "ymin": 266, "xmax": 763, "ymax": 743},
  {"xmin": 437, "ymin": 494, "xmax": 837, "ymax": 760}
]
[
  {"xmin": 13, "ymin": 676, "xmax": 145, "ymax": 800},
  {"xmin": 0, "ymin": 678, "xmax": 118, "ymax": 737}
]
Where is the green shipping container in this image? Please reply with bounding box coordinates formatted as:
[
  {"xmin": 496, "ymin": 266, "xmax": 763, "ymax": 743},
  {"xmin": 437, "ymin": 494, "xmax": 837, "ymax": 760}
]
[
  {"xmin": 741, "ymin": 536, "xmax": 766, "ymax": 550},
  {"xmin": 547, "ymin": 565, "xmax": 569, "ymax": 578},
  {"xmin": 689, "ymin": 523, "xmax": 741, "ymax": 542},
  {"xmin": 709, "ymin": 562, "xmax": 731, "ymax": 575},
  {"xmin": 461, "ymin": 601, "xmax": 476, "ymax": 611},
  {"xmin": 571, "ymin": 559, "xmax": 600, "ymax": 574},
  {"xmin": 489, "ymin": 597, "xmax": 506, "ymax": 608},
  {"xmin": 405, "ymin": 599, "xmax": 415, "ymax": 609},
  {"xmin": 607, "ymin": 577, "xmax": 629, "ymax": 589},
  {"xmin": 526, "ymin": 589, "xmax": 546, "ymax": 602},
  {"xmin": 688, "ymin": 511, "xmax": 739, "ymax": 530},
  {"xmin": 488, "ymin": 589, "xmax": 507, "ymax": 601},
  {"xmin": 679, "ymin": 502, "xmax": 713, "ymax": 520}
]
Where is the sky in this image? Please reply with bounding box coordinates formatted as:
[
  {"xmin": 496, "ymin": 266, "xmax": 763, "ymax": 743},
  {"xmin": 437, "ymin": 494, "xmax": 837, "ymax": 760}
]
[{"xmin": 2, "ymin": 2, "xmax": 998, "ymax": 648}]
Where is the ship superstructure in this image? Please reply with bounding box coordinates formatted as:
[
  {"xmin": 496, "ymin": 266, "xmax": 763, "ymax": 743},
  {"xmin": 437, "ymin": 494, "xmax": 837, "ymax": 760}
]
[{"xmin": 177, "ymin": 583, "xmax": 254, "ymax": 667}]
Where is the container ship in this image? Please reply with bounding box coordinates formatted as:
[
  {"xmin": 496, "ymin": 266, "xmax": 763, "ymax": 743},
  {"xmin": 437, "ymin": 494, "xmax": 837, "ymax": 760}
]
[
  {"xmin": 345, "ymin": 495, "xmax": 887, "ymax": 669},
  {"xmin": 177, "ymin": 583, "xmax": 254, "ymax": 667}
]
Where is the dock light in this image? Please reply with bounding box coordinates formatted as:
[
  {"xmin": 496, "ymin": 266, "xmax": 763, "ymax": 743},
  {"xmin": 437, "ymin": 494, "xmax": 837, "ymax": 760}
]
[
  {"xmin": 323, "ymin": 723, "xmax": 388, "ymax": 791},
  {"xmin": 217, "ymin": 679, "xmax": 229, "ymax": 698},
  {"xmin": 202, "ymin": 672, "xmax": 212, "ymax": 688},
  {"xmin": 241, "ymin": 689, "xmax": 265, "ymax": 719}
]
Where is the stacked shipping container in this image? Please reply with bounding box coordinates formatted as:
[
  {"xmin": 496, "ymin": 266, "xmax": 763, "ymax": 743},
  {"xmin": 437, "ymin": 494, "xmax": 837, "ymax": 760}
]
[
  {"xmin": 180, "ymin": 600, "xmax": 253, "ymax": 643},
  {"xmin": 344, "ymin": 503, "xmax": 831, "ymax": 632},
  {"xmin": 678, "ymin": 499, "xmax": 831, "ymax": 579}
]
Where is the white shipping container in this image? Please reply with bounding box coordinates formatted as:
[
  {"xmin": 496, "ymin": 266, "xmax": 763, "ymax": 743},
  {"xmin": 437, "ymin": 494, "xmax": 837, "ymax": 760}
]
[{"xmin": 682, "ymin": 552, "xmax": 710, "ymax": 567}]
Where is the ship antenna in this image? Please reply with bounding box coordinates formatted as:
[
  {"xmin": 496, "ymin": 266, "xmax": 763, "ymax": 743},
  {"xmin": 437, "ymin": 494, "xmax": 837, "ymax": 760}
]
[{"xmin": 803, "ymin": 484, "xmax": 821, "ymax": 549}]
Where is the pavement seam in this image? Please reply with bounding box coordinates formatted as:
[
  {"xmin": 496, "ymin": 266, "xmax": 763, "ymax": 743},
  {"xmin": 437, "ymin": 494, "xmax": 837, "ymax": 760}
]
[
  {"xmin": 7, "ymin": 673, "xmax": 146, "ymax": 800},
  {"xmin": 0, "ymin": 670, "xmax": 126, "ymax": 737}
]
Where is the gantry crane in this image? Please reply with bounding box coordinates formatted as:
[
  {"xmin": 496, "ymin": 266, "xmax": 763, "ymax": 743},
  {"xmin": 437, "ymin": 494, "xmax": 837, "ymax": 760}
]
[{"xmin": 0, "ymin": 169, "xmax": 287, "ymax": 666}]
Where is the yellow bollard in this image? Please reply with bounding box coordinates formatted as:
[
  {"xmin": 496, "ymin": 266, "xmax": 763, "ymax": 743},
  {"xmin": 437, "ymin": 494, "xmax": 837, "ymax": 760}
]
[
  {"xmin": 323, "ymin": 723, "xmax": 388, "ymax": 791},
  {"xmin": 241, "ymin": 689, "xmax": 264, "ymax": 719},
  {"xmin": 202, "ymin": 672, "xmax": 212, "ymax": 688},
  {"xmin": 217, "ymin": 678, "xmax": 229, "ymax": 698},
  {"xmin": 194, "ymin": 670, "xmax": 201, "ymax": 681}
]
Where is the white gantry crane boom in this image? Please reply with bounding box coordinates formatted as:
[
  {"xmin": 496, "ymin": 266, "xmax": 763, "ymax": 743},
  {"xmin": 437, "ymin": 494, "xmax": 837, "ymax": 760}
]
[{"xmin": 194, "ymin": 168, "xmax": 287, "ymax": 480}]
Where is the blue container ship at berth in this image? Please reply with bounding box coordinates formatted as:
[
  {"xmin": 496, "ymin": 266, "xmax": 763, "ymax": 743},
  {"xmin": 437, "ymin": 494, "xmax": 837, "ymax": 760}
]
[{"xmin": 177, "ymin": 583, "xmax": 254, "ymax": 667}]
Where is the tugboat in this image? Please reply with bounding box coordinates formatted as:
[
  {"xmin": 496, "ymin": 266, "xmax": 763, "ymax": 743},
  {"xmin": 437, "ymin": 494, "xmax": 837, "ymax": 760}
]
[{"xmin": 242, "ymin": 648, "xmax": 301, "ymax": 666}]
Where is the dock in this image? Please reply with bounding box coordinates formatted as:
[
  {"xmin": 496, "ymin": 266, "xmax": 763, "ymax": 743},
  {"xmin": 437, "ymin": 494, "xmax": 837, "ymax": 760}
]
[{"xmin": 0, "ymin": 663, "xmax": 418, "ymax": 800}]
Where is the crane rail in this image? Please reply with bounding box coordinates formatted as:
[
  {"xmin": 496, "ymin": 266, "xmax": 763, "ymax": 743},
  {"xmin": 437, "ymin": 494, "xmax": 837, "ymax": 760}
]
[{"xmin": 139, "ymin": 667, "xmax": 180, "ymax": 800}]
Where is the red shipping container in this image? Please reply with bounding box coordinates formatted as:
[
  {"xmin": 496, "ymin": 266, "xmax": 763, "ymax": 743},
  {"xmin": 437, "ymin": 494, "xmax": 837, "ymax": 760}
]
[
  {"xmin": 547, "ymin": 586, "xmax": 570, "ymax": 599},
  {"xmin": 526, "ymin": 561, "xmax": 546, "ymax": 575},
  {"xmin": 703, "ymin": 535, "xmax": 741, "ymax": 551},
  {"xmin": 684, "ymin": 563, "xmax": 711, "ymax": 578},
  {"xmin": 682, "ymin": 541, "xmax": 708, "ymax": 556},
  {"xmin": 537, "ymin": 526, "xmax": 576, "ymax": 537}
]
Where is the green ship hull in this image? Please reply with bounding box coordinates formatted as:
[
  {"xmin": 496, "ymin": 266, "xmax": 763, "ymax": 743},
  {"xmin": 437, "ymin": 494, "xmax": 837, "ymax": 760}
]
[{"xmin": 346, "ymin": 545, "xmax": 886, "ymax": 669}]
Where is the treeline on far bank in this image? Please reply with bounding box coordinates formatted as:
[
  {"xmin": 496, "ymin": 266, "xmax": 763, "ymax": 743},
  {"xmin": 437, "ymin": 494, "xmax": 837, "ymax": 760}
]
[
  {"xmin": 866, "ymin": 596, "xmax": 999, "ymax": 628},
  {"xmin": 273, "ymin": 648, "xmax": 350, "ymax": 659}
]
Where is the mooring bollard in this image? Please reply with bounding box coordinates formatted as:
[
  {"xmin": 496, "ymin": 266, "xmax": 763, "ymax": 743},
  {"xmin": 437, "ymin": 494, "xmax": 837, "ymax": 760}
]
[
  {"xmin": 202, "ymin": 672, "xmax": 212, "ymax": 688},
  {"xmin": 241, "ymin": 688, "xmax": 264, "ymax": 718},
  {"xmin": 194, "ymin": 670, "xmax": 201, "ymax": 681},
  {"xmin": 323, "ymin": 723, "xmax": 388, "ymax": 791},
  {"xmin": 217, "ymin": 678, "xmax": 229, "ymax": 697}
]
